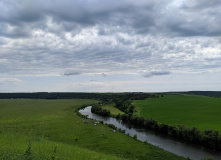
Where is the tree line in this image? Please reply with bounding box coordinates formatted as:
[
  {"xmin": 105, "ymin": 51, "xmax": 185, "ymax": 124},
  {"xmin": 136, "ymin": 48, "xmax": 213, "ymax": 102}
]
[
  {"xmin": 91, "ymin": 104, "xmax": 111, "ymax": 117},
  {"xmin": 0, "ymin": 92, "xmax": 158, "ymax": 101},
  {"xmin": 110, "ymin": 95, "xmax": 221, "ymax": 151},
  {"xmin": 116, "ymin": 113, "xmax": 221, "ymax": 151},
  {"xmin": 78, "ymin": 104, "xmax": 218, "ymax": 159},
  {"xmin": 113, "ymin": 94, "xmax": 159, "ymax": 114}
]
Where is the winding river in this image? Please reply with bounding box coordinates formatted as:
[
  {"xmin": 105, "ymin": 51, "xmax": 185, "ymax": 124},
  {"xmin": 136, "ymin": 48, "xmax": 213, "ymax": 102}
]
[{"xmin": 79, "ymin": 106, "xmax": 221, "ymax": 160}]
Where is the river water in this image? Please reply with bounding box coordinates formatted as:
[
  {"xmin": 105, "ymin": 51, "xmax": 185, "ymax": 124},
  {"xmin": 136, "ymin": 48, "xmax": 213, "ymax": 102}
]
[{"xmin": 79, "ymin": 106, "xmax": 221, "ymax": 160}]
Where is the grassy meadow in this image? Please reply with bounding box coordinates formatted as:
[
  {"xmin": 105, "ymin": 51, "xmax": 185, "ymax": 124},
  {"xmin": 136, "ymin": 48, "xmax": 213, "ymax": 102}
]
[
  {"xmin": 0, "ymin": 99, "xmax": 187, "ymax": 160},
  {"xmin": 133, "ymin": 94, "xmax": 221, "ymax": 131},
  {"xmin": 0, "ymin": 132, "xmax": 122, "ymax": 160},
  {"xmin": 101, "ymin": 103, "xmax": 124, "ymax": 115}
]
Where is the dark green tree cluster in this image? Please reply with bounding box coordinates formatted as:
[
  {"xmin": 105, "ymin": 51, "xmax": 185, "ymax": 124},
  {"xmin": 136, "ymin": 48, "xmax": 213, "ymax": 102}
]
[
  {"xmin": 112, "ymin": 93, "xmax": 159, "ymax": 114},
  {"xmin": 107, "ymin": 123, "xmax": 117, "ymax": 130},
  {"xmin": 114, "ymin": 100, "xmax": 135, "ymax": 114},
  {"xmin": 126, "ymin": 93, "xmax": 159, "ymax": 100},
  {"xmin": 180, "ymin": 91, "xmax": 221, "ymax": 97},
  {"xmin": 91, "ymin": 104, "xmax": 110, "ymax": 117},
  {"xmin": 117, "ymin": 113, "xmax": 221, "ymax": 151}
]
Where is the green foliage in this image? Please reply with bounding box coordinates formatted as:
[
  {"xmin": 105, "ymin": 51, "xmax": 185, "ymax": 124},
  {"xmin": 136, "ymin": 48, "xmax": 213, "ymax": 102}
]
[
  {"xmin": 114, "ymin": 99, "xmax": 135, "ymax": 114},
  {"xmin": 91, "ymin": 104, "xmax": 111, "ymax": 116},
  {"xmin": 107, "ymin": 123, "xmax": 117, "ymax": 130}
]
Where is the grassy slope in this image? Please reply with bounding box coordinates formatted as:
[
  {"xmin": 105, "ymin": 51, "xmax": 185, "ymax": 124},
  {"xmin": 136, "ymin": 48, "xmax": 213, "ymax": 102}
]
[
  {"xmin": 0, "ymin": 99, "xmax": 187, "ymax": 160},
  {"xmin": 133, "ymin": 95, "xmax": 221, "ymax": 131},
  {"xmin": 0, "ymin": 133, "xmax": 122, "ymax": 160},
  {"xmin": 101, "ymin": 103, "xmax": 124, "ymax": 115}
]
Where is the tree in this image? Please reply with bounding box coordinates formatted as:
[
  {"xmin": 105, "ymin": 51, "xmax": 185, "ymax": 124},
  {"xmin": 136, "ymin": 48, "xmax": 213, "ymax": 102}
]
[
  {"xmin": 159, "ymin": 123, "xmax": 169, "ymax": 135},
  {"xmin": 201, "ymin": 157, "xmax": 214, "ymax": 160}
]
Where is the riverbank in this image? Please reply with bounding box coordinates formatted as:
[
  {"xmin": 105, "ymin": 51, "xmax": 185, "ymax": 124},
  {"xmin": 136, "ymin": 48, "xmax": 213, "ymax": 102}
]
[{"xmin": 81, "ymin": 106, "xmax": 221, "ymax": 160}]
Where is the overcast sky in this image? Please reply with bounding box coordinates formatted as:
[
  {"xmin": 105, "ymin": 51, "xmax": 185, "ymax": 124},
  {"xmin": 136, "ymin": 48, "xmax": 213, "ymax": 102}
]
[{"xmin": 0, "ymin": 0, "xmax": 221, "ymax": 92}]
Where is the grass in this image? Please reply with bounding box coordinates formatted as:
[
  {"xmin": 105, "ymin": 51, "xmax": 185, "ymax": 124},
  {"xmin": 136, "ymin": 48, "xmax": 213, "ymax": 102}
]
[
  {"xmin": 101, "ymin": 103, "xmax": 124, "ymax": 115},
  {"xmin": 0, "ymin": 99, "xmax": 187, "ymax": 160},
  {"xmin": 133, "ymin": 94, "xmax": 221, "ymax": 131},
  {"xmin": 0, "ymin": 132, "xmax": 122, "ymax": 160}
]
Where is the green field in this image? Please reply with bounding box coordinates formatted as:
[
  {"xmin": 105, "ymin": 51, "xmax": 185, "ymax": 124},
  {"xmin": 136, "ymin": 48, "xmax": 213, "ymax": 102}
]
[
  {"xmin": 101, "ymin": 103, "xmax": 124, "ymax": 115},
  {"xmin": 0, "ymin": 99, "xmax": 187, "ymax": 160},
  {"xmin": 0, "ymin": 132, "xmax": 122, "ymax": 160},
  {"xmin": 134, "ymin": 95, "xmax": 221, "ymax": 131}
]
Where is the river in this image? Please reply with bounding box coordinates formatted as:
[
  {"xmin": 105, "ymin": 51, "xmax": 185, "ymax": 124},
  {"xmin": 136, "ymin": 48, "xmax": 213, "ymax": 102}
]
[{"xmin": 79, "ymin": 106, "xmax": 221, "ymax": 160}]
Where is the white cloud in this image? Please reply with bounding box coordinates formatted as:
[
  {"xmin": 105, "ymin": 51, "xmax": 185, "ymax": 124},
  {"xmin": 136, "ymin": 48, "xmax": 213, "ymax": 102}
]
[{"xmin": 0, "ymin": 78, "xmax": 23, "ymax": 84}]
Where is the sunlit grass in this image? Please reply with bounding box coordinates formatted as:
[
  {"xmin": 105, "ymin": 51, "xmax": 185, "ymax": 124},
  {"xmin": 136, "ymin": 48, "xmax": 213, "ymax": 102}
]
[
  {"xmin": 134, "ymin": 95, "xmax": 221, "ymax": 131},
  {"xmin": 101, "ymin": 103, "xmax": 124, "ymax": 115},
  {"xmin": 0, "ymin": 132, "xmax": 122, "ymax": 160}
]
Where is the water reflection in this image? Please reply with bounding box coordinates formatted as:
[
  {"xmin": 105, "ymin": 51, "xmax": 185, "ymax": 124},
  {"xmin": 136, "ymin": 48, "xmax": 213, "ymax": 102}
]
[{"xmin": 79, "ymin": 106, "xmax": 221, "ymax": 160}]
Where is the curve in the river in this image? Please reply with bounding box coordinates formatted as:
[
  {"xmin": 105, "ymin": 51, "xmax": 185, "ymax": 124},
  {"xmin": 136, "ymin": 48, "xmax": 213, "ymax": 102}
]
[{"xmin": 79, "ymin": 106, "xmax": 221, "ymax": 160}]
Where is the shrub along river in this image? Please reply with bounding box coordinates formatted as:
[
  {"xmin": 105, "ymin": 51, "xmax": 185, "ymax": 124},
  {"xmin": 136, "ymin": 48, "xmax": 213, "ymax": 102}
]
[{"xmin": 79, "ymin": 106, "xmax": 221, "ymax": 160}]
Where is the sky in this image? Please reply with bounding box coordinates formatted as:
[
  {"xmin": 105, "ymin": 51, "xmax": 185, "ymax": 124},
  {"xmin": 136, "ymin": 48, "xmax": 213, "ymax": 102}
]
[{"xmin": 0, "ymin": 0, "xmax": 221, "ymax": 92}]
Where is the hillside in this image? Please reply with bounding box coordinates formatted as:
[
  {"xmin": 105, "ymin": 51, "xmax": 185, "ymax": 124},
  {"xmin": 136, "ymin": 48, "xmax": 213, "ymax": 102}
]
[{"xmin": 0, "ymin": 98, "xmax": 187, "ymax": 160}]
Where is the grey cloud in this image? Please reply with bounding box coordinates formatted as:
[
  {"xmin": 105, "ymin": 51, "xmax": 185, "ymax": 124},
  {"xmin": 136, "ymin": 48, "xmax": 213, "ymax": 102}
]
[
  {"xmin": 0, "ymin": 23, "xmax": 30, "ymax": 38},
  {"xmin": 204, "ymin": 57, "xmax": 221, "ymax": 69},
  {"xmin": 1, "ymin": 30, "xmax": 219, "ymax": 76},
  {"xmin": 205, "ymin": 57, "xmax": 221, "ymax": 62},
  {"xmin": 102, "ymin": 73, "xmax": 106, "ymax": 77},
  {"xmin": 63, "ymin": 72, "xmax": 81, "ymax": 76},
  {"xmin": 1, "ymin": 0, "xmax": 221, "ymax": 38},
  {"xmin": 162, "ymin": 0, "xmax": 221, "ymax": 37},
  {"xmin": 0, "ymin": 0, "xmax": 162, "ymax": 35},
  {"xmin": 0, "ymin": 37, "xmax": 7, "ymax": 45},
  {"xmin": 0, "ymin": 0, "xmax": 44, "ymax": 25},
  {"xmin": 182, "ymin": 0, "xmax": 221, "ymax": 10},
  {"xmin": 143, "ymin": 71, "xmax": 171, "ymax": 78},
  {"xmin": 0, "ymin": 0, "xmax": 221, "ymax": 78},
  {"xmin": 55, "ymin": 0, "xmax": 219, "ymax": 37},
  {"xmin": 116, "ymin": 35, "xmax": 134, "ymax": 45}
]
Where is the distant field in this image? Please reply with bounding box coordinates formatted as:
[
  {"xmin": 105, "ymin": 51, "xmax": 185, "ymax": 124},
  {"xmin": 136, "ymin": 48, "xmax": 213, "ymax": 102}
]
[
  {"xmin": 0, "ymin": 99, "xmax": 186, "ymax": 160},
  {"xmin": 133, "ymin": 95, "xmax": 221, "ymax": 131}
]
